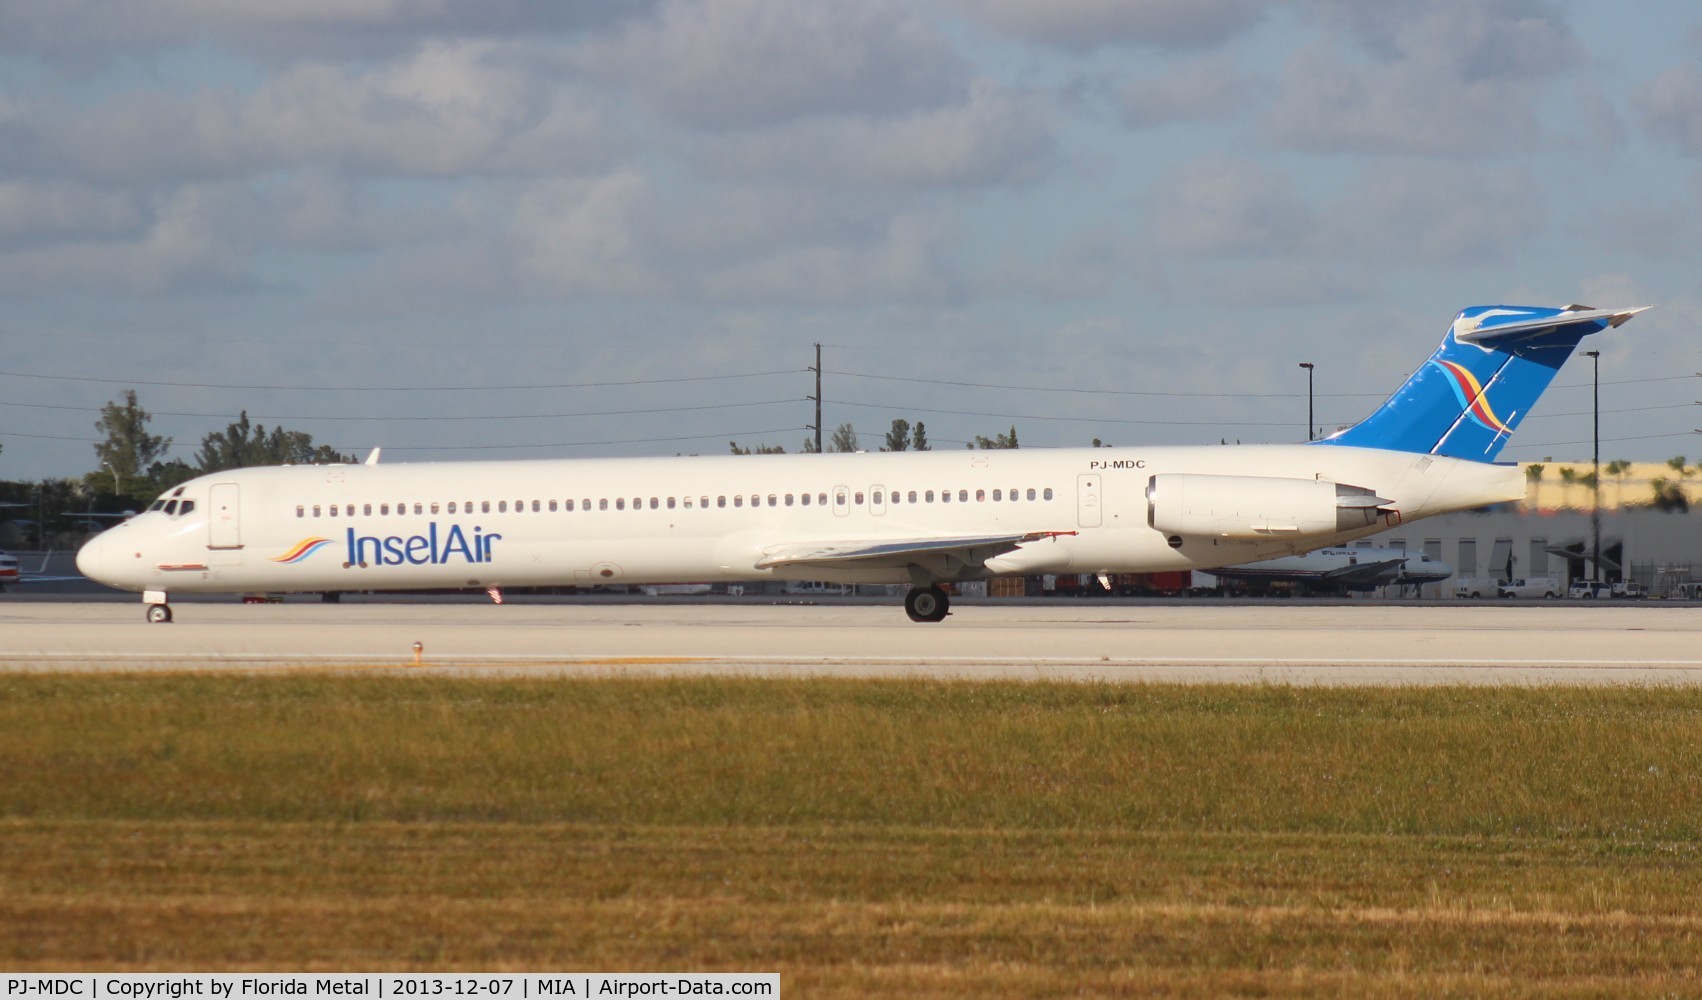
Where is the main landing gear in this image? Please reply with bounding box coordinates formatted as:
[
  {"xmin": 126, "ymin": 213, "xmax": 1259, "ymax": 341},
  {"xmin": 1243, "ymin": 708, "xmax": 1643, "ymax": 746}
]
[
  {"xmin": 904, "ymin": 585, "xmax": 950, "ymax": 623},
  {"xmin": 143, "ymin": 589, "xmax": 172, "ymax": 623}
]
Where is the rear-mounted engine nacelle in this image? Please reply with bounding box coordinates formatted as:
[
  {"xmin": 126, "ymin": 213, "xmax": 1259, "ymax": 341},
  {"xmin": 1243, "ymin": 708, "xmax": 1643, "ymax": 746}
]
[{"xmin": 1146, "ymin": 474, "xmax": 1390, "ymax": 539}]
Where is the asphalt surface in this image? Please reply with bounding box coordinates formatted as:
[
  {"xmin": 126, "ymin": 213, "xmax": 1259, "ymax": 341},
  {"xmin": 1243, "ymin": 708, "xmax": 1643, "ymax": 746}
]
[{"xmin": 2, "ymin": 593, "xmax": 1698, "ymax": 684}]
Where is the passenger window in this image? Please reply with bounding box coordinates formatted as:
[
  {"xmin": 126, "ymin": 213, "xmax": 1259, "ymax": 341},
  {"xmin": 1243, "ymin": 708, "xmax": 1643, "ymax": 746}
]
[
  {"xmin": 565, "ymin": 500, "xmax": 575, "ymax": 512},
  {"xmin": 616, "ymin": 498, "xmax": 626, "ymax": 511},
  {"xmin": 499, "ymin": 501, "xmax": 509, "ymax": 513},
  {"xmin": 908, "ymin": 491, "xmax": 918, "ymax": 503},
  {"xmin": 959, "ymin": 490, "xmax": 969, "ymax": 503},
  {"xmin": 993, "ymin": 489, "xmax": 1002, "ymax": 501},
  {"xmin": 1009, "ymin": 488, "xmax": 1018, "ymax": 501},
  {"xmin": 584, "ymin": 499, "xmax": 592, "ymax": 511},
  {"xmin": 650, "ymin": 498, "xmax": 659, "ymax": 510},
  {"xmin": 854, "ymin": 492, "xmax": 864, "ymax": 505},
  {"xmin": 699, "ymin": 496, "xmax": 709, "ymax": 508},
  {"xmin": 313, "ymin": 505, "xmax": 322, "ymax": 517},
  {"xmin": 818, "ymin": 493, "xmax": 827, "ymax": 506},
  {"xmin": 683, "ymin": 498, "xmax": 694, "ymax": 509},
  {"xmin": 416, "ymin": 503, "xmax": 425, "ymax": 515},
  {"xmin": 548, "ymin": 500, "xmax": 558, "ymax": 512},
  {"xmin": 1027, "ymin": 488, "xmax": 1037, "ymax": 501},
  {"xmin": 482, "ymin": 501, "xmax": 492, "ymax": 514},
  {"xmin": 380, "ymin": 504, "xmax": 389, "ymax": 515},
  {"xmin": 768, "ymin": 494, "xmax": 777, "ymax": 507},
  {"xmin": 633, "ymin": 498, "xmax": 641, "ymax": 510},
  {"xmin": 1043, "ymin": 488, "xmax": 1054, "ymax": 501},
  {"xmin": 801, "ymin": 493, "xmax": 811, "ymax": 506},
  {"xmin": 599, "ymin": 499, "xmax": 609, "ymax": 511},
  {"xmin": 327, "ymin": 504, "xmax": 336, "ymax": 518},
  {"xmin": 751, "ymin": 495, "xmax": 760, "ymax": 507},
  {"xmin": 448, "ymin": 502, "xmax": 458, "ymax": 514},
  {"xmin": 295, "ymin": 505, "xmax": 304, "ymax": 518},
  {"xmin": 785, "ymin": 494, "xmax": 794, "ymax": 506},
  {"xmin": 975, "ymin": 489, "xmax": 985, "ymax": 502},
  {"xmin": 667, "ymin": 497, "xmax": 676, "ymax": 510},
  {"xmin": 734, "ymin": 495, "xmax": 743, "ymax": 508},
  {"xmin": 431, "ymin": 502, "xmax": 441, "ymax": 515},
  {"xmin": 718, "ymin": 496, "xmax": 727, "ymax": 508},
  {"xmin": 925, "ymin": 491, "xmax": 935, "ymax": 503}
]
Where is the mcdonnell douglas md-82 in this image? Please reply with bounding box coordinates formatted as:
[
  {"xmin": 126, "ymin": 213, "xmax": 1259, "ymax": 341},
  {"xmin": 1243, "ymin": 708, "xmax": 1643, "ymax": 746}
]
[{"xmin": 76, "ymin": 303, "xmax": 1646, "ymax": 623}]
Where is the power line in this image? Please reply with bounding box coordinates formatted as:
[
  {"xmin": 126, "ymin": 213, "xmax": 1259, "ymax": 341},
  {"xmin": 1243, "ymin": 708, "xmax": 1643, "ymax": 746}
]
[
  {"xmin": 0, "ymin": 368, "xmax": 801, "ymax": 392},
  {"xmin": 0, "ymin": 398, "xmax": 802, "ymax": 422}
]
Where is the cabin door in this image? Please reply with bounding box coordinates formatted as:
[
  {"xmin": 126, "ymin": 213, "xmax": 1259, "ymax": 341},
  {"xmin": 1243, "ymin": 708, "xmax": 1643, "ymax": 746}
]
[
  {"xmin": 207, "ymin": 482, "xmax": 243, "ymax": 564},
  {"xmin": 1076, "ymin": 474, "xmax": 1103, "ymax": 528}
]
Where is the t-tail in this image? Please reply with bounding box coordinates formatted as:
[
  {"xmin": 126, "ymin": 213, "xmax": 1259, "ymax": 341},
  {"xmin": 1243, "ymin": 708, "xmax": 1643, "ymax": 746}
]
[{"xmin": 1318, "ymin": 304, "xmax": 1649, "ymax": 462}]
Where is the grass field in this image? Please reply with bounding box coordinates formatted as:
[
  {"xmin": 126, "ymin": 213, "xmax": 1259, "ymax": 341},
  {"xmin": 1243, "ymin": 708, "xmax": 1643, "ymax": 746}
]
[{"xmin": 1, "ymin": 674, "xmax": 1700, "ymax": 996}]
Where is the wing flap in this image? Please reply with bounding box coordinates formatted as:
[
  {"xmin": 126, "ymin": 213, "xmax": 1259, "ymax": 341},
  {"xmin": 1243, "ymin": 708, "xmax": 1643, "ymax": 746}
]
[{"xmin": 755, "ymin": 531, "xmax": 1074, "ymax": 571}]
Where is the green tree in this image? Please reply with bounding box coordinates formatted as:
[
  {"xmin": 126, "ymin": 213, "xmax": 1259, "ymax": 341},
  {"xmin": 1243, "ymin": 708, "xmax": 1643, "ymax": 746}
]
[
  {"xmin": 93, "ymin": 390, "xmax": 171, "ymax": 485},
  {"xmin": 195, "ymin": 411, "xmax": 351, "ymax": 471},
  {"xmin": 883, "ymin": 418, "xmax": 911, "ymax": 452},
  {"xmin": 911, "ymin": 421, "xmax": 929, "ymax": 451},
  {"xmin": 1525, "ymin": 464, "xmax": 1545, "ymax": 482},
  {"xmin": 830, "ymin": 423, "xmax": 859, "ymax": 453},
  {"xmin": 970, "ymin": 426, "xmax": 1019, "ymax": 449},
  {"xmin": 729, "ymin": 441, "xmax": 784, "ymax": 455},
  {"xmin": 1667, "ymin": 456, "xmax": 1688, "ymax": 475}
]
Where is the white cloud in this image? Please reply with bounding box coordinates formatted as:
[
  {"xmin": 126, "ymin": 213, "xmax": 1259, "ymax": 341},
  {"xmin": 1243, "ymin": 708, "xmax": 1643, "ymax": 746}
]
[
  {"xmin": 4, "ymin": 41, "xmax": 615, "ymax": 184},
  {"xmin": 696, "ymin": 83, "xmax": 1055, "ymax": 188},
  {"xmin": 1119, "ymin": 56, "xmax": 1256, "ymax": 128},
  {"xmin": 948, "ymin": 0, "xmax": 1267, "ymax": 51},
  {"xmin": 1266, "ymin": 0, "xmax": 1577, "ymax": 155},
  {"xmin": 572, "ymin": 0, "xmax": 964, "ymax": 130},
  {"xmin": 1633, "ymin": 64, "xmax": 1702, "ymax": 155},
  {"xmin": 1320, "ymin": 162, "xmax": 1545, "ymax": 265},
  {"xmin": 0, "ymin": 181, "xmax": 143, "ymax": 247},
  {"xmin": 1143, "ymin": 156, "xmax": 1311, "ymax": 256}
]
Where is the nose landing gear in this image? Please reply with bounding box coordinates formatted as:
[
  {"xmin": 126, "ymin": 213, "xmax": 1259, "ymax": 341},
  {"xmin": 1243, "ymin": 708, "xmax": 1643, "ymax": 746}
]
[
  {"xmin": 904, "ymin": 585, "xmax": 950, "ymax": 623},
  {"xmin": 143, "ymin": 589, "xmax": 172, "ymax": 623}
]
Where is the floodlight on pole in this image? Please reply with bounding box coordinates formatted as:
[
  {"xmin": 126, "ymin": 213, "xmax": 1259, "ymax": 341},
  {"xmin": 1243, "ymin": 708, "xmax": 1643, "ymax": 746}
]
[{"xmin": 1297, "ymin": 363, "xmax": 1315, "ymax": 441}]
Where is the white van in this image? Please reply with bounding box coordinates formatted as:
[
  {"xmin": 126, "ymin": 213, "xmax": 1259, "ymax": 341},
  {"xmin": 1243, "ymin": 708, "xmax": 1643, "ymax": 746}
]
[
  {"xmin": 1498, "ymin": 577, "xmax": 1561, "ymax": 599},
  {"xmin": 1455, "ymin": 576, "xmax": 1501, "ymax": 599}
]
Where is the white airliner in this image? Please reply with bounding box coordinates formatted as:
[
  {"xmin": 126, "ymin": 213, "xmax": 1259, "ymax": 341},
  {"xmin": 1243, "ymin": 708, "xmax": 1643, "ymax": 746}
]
[
  {"xmin": 75, "ymin": 303, "xmax": 1646, "ymax": 623},
  {"xmin": 1207, "ymin": 546, "xmax": 1453, "ymax": 594}
]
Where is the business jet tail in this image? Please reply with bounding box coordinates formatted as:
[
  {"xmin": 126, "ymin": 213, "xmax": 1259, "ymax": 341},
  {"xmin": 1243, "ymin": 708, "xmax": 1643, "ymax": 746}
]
[{"xmin": 1318, "ymin": 304, "xmax": 1648, "ymax": 462}]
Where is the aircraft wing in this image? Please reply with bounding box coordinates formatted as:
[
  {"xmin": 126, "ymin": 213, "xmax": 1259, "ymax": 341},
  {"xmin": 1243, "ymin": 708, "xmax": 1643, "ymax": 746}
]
[
  {"xmin": 755, "ymin": 531, "xmax": 1074, "ymax": 575},
  {"xmin": 1319, "ymin": 558, "xmax": 1407, "ymax": 586}
]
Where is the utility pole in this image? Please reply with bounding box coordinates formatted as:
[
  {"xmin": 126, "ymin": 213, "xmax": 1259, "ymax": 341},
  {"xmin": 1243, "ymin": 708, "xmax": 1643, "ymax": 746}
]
[
  {"xmin": 1298, "ymin": 362, "xmax": 1315, "ymax": 441},
  {"xmin": 808, "ymin": 343, "xmax": 822, "ymax": 454},
  {"xmin": 1585, "ymin": 349, "xmax": 1601, "ymax": 584}
]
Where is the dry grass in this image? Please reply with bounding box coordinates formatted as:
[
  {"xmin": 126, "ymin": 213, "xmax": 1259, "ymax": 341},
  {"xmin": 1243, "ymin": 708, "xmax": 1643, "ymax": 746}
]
[{"xmin": 1, "ymin": 675, "xmax": 1701, "ymax": 995}]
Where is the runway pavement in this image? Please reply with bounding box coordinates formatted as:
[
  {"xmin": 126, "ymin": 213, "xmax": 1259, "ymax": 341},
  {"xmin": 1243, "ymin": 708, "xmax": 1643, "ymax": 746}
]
[{"xmin": 2, "ymin": 597, "xmax": 1700, "ymax": 684}]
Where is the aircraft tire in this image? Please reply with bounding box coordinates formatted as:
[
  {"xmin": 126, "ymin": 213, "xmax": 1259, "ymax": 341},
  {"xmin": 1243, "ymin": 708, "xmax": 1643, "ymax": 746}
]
[
  {"xmin": 905, "ymin": 586, "xmax": 950, "ymax": 623},
  {"xmin": 146, "ymin": 604, "xmax": 173, "ymax": 624}
]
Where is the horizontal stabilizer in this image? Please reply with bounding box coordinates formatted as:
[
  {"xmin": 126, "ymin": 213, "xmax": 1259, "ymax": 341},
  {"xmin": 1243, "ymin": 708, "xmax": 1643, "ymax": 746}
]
[{"xmin": 1452, "ymin": 305, "xmax": 1650, "ymax": 347}]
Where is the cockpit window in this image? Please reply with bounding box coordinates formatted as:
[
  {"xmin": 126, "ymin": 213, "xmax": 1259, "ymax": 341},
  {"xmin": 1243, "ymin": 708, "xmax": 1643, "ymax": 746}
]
[
  {"xmin": 178, "ymin": 500, "xmax": 195, "ymax": 515},
  {"xmin": 148, "ymin": 500, "xmax": 166, "ymax": 511},
  {"xmin": 163, "ymin": 500, "xmax": 179, "ymax": 515}
]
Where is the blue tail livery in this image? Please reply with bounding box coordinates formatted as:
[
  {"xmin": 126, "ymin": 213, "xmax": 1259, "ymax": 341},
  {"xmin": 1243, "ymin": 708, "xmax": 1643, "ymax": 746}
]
[{"xmin": 1319, "ymin": 304, "xmax": 1649, "ymax": 462}]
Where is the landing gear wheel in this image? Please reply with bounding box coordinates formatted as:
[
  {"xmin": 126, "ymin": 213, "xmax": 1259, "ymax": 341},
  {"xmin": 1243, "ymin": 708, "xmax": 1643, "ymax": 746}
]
[
  {"xmin": 904, "ymin": 586, "xmax": 950, "ymax": 623},
  {"xmin": 146, "ymin": 604, "xmax": 173, "ymax": 624}
]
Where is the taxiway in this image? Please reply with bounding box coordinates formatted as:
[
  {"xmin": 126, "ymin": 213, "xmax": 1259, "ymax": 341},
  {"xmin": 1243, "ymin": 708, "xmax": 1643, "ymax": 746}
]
[{"xmin": 2, "ymin": 599, "xmax": 1699, "ymax": 684}]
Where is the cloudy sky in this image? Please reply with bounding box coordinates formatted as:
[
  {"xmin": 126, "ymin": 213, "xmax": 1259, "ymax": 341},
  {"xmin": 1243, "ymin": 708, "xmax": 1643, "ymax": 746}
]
[{"xmin": 3, "ymin": 0, "xmax": 1700, "ymax": 480}]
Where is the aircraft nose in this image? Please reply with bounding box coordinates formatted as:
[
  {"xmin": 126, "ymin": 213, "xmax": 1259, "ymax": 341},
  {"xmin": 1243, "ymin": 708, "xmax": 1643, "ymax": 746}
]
[{"xmin": 75, "ymin": 532, "xmax": 118, "ymax": 586}]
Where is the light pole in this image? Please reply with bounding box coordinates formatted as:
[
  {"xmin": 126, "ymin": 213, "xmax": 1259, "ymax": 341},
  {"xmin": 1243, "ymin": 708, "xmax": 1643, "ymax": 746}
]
[
  {"xmin": 102, "ymin": 461, "xmax": 121, "ymax": 499},
  {"xmin": 1298, "ymin": 363, "xmax": 1315, "ymax": 441},
  {"xmin": 1584, "ymin": 349, "xmax": 1600, "ymax": 584}
]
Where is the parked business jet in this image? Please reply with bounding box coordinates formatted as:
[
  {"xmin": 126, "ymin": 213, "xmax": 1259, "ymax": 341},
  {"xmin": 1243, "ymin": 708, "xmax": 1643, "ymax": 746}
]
[
  {"xmin": 1207, "ymin": 546, "xmax": 1453, "ymax": 595},
  {"xmin": 76, "ymin": 303, "xmax": 1645, "ymax": 623}
]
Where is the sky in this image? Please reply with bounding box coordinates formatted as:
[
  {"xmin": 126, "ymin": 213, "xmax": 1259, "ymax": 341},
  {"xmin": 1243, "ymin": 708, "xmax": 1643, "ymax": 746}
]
[{"xmin": 2, "ymin": 0, "xmax": 1700, "ymax": 481}]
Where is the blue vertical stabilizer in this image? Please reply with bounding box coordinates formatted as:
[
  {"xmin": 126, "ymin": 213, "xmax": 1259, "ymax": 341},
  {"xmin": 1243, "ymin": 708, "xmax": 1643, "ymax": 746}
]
[{"xmin": 1317, "ymin": 304, "xmax": 1647, "ymax": 462}]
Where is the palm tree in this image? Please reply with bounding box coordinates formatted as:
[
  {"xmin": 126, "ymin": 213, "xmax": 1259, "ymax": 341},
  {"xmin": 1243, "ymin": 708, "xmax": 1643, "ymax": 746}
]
[
  {"xmin": 1557, "ymin": 467, "xmax": 1577, "ymax": 508},
  {"xmin": 1604, "ymin": 460, "xmax": 1632, "ymax": 508}
]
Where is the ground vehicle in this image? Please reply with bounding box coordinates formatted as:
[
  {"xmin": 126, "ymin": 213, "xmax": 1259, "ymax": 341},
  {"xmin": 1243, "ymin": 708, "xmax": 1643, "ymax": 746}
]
[
  {"xmin": 1611, "ymin": 580, "xmax": 1647, "ymax": 599},
  {"xmin": 0, "ymin": 550, "xmax": 17, "ymax": 590},
  {"xmin": 1499, "ymin": 577, "xmax": 1560, "ymax": 599},
  {"xmin": 1568, "ymin": 581, "xmax": 1610, "ymax": 599},
  {"xmin": 1455, "ymin": 576, "xmax": 1501, "ymax": 599},
  {"xmin": 1669, "ymin": 582, "xmax": 1702, "ymax": 601}
]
